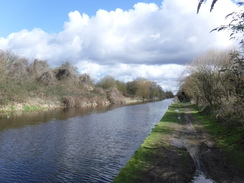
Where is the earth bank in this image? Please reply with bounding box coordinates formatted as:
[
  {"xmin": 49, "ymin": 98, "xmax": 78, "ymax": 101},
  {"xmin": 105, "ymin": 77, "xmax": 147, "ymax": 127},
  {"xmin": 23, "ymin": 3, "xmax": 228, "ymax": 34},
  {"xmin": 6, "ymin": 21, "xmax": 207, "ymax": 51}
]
[{"xmin": 113, "ymin": 102, "xmax": 244, "ymax": 183}]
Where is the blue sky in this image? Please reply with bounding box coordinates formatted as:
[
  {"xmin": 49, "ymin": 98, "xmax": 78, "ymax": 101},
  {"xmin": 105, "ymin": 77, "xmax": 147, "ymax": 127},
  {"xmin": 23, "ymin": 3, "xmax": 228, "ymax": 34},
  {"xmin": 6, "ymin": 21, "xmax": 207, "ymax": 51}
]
[
  {"xmin": 0, "ymin": 0, "xmax": 163, "ymax": 37},
  {"xmin": 0, "ymin": 0, "xmax": 241, "ymax": 92}
]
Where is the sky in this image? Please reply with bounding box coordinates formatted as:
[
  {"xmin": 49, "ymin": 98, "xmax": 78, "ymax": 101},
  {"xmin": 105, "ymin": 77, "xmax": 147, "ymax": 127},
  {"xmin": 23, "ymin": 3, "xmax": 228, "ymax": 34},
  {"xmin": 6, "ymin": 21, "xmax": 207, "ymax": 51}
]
[{"xmin": 0, "ymin": 0, "xmax": 241, "ymax": 92}]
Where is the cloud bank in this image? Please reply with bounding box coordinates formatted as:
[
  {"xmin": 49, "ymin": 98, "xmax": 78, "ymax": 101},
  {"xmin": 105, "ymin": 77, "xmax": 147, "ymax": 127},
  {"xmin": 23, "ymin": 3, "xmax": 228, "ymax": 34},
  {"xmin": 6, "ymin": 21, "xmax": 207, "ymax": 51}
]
[{"xmin": 0, "ymin": 0, "xmax": 239, "ymax": 92}]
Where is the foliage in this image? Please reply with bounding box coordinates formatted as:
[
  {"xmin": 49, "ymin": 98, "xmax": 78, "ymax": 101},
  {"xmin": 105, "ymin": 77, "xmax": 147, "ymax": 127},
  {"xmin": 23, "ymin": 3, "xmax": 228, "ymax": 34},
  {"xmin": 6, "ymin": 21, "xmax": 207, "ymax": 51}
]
[
  {"xmin": 165, "ymin": 91, "xmax": 174, "ymax": 98},
  {"xmin": 197, "ymin": 1, "xmax": 243, "ymax": 14},
  {"xmin": 0, "ymin": 50, "xmax": 171, "ymax": 109},
  {"xmin": 96, "ymin": 75, "xmax": 117, "ymax": 89},
  {"xmin": 211, "ymin": 4, "xmax": 244, "ymax": 49},
  {"xmin": 190, "ymin": 104, "xmax": 244, "ymax": 170},
  {"xmin": 197, "ymin": 0, "xmax": 218, "ymax": 13},
  {"xmin": 178, "ymin": 49, "xmax": 244, "ymax": 128},
  {"xmin": 96, "ymin": 76, "xmax": 169, "ymax": 100},
  {"xmin": 113, "ymin": 103, "xmax": 194, "ymax": 183},
  {"xmin": 23, "ymin": 105, "xmax": 41, "ymax": 112}
]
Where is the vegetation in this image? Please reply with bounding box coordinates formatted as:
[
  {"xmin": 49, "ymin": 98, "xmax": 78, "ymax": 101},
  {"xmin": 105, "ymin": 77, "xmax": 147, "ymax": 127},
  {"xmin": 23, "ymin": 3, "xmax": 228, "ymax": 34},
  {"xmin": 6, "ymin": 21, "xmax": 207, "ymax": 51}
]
[
  {"xmin": 189, "ymin": 104, "xmax": 244, "ymax": 170},
  {"xmin": 0, "ymin": 50, "xmax": 173, "ymax": 110},
  {"xmin": 96, "ymin": 76, "xmax": 167, "ymax": 100},
  {"xmin": 113, "ymin": 103, "xmax": 194, "ymax": 183},
  {"xmin": 171, "ymin": 3, "xmax": 244, "ymax": 180},
  {"xmin": 178, "ymin": 49, "xmax": 243, "ymax": 128},
  {"xmin": 197, "ymin": 0, "xmax": 243, "ymax": 13},
  {"xmin": 211, "ymin": 4, "xmax": 244, "ymax": 49},
  {"xmin": 114, "ymin": 102, "xmax": 244, "ymax": 182},
  {"xmin": 179, "ymin": 2, "xmax": 244, "ymax": 129}
]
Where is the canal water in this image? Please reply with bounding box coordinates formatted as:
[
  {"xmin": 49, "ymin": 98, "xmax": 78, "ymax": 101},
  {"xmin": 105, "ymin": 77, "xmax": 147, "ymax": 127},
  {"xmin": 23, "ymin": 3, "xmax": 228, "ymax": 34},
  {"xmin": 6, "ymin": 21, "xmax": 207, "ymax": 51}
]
[{"xmin": 0, "ymin": 99, "xmax": 172, "ymax": 183}]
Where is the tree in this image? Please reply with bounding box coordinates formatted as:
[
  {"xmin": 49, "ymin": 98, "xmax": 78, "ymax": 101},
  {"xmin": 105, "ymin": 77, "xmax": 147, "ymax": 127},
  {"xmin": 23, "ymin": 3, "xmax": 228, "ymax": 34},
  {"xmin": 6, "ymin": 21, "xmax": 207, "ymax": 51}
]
[
  {"xmin": 80, "ymin": 73, "xmax": 94, "ymax": 86},
  {"xmin": 197, "ymin": 1, "xmax": 243, "ymax": 13},
  {"xmin": 126, "ymin": 80, "xmax": 138, "ymax": 97},
  {"xmin": 7, "ymin": 57, "xmax": 29, "ymax": 82},
  {"xmin": 197, "ymin": 0, "xmax": 218, "ymax": 13},
  {"xmin": 116, "ymin": 80, "xmax": 127, "ymax": 94},
  {"xmin": 96, "ymin": 75, "xmax": 117, "ymax": 89},
  {"xmin": 165, "ymin": 91, "xmax": 174, "ymax": 98},
  {"xmin": 134, "ymin": 78, "xmax": 152, "ymax": 100},
  {"xmin": 220, "ymin": 50, "xmax": 244, "ymax": 102},
  {"xmin": 183, "ymin": 49, "xmax": 231, "ymax": 107},
  {"xmin": 179, "ymin": 49, "xmax": 244, "ymax": 126},
  {"xmin": 28, "ymin": 59, "xmax": 49, "ymax": 78},
  {"xmin": 0, "ymin": 50, "xmax": 19, "ymax": 80},
  {"xmin": 211, "ymin": 5, "xmax": 244, "ymax": 49},
  {"xmin": 55, "ymin": 61, "xmax": 79, "ymax": 82}
]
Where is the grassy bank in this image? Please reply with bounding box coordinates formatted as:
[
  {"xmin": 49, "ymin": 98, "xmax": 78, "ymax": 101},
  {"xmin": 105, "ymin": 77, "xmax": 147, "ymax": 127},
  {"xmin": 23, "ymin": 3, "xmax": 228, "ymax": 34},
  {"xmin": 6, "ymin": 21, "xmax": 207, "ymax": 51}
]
[
  {"xmin": 188, "ymin": 104, "xmax": 244, "ymax": 170},
  {"xmin": 113, "ymin": 102, "xmax": 244, "ymax": 182},
  {"xmin": 113, "ymin": 103, "xmax": 195, "ymax": 183}
]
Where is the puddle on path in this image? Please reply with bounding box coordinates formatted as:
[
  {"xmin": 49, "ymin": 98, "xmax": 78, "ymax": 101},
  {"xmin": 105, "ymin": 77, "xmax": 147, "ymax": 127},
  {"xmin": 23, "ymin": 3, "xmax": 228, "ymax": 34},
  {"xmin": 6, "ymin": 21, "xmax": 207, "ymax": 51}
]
[
  {"xmin": 191, "ymin": 171, "xmax": 214, "ymax": 183},
  {"xmin": 172, "ymin": 108, "xmax": 215, "ymax": 183}
]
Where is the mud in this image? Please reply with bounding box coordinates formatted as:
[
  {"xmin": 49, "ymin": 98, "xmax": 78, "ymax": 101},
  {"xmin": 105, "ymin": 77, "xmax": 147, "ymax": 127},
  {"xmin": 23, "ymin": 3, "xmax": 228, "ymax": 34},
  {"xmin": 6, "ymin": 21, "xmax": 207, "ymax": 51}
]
[
  {"xmin": 171, "ymin": 106, "xmax": 244, "ymax": 183},
  {"xmin": 114, "ymin": 104, "xmax": 244, "ymax": 183}
]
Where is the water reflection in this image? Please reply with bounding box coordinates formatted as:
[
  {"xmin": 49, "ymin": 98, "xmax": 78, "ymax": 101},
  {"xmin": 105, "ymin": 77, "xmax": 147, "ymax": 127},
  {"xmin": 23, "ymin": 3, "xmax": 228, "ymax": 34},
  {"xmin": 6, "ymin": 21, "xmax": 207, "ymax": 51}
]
[
  {"xmin": 0, "ymin": 104, "xmax": 119, "ymax": 133},
  {"xmin": 0, "ymin": 99, "xmax": 172, "ymax": 183}
]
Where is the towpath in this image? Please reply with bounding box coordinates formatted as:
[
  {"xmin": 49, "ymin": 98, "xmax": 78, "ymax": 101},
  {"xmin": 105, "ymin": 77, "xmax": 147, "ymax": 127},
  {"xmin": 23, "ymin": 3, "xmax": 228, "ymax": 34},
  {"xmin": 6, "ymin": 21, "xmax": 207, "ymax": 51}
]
[{"xmin": 114, "ymin": 103, "xmax": 244, "ymax": 183}]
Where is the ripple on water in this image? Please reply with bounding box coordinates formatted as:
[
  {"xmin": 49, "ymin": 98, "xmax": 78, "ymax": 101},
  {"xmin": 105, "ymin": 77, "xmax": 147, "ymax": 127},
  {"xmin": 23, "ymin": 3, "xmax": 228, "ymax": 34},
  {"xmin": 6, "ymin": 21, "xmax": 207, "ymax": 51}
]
[{"xmin": 0, "ymin": 99, "xmax": 173, "ymax": 182}]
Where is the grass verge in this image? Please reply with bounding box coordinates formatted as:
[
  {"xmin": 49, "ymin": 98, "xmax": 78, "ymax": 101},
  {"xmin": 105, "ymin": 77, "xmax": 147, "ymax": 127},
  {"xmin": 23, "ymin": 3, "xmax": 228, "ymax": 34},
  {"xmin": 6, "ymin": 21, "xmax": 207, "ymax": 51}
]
[
  {"xmin": 113, "ymin": 103, "xmax": 194, "ymax": 183},
  {"xmin": 188, "ymin": 104, "xmax": 244, "ymax": 171},
  {"xmin": 23, "ymin": 105, "xmax": 41, "ymax": 112}
]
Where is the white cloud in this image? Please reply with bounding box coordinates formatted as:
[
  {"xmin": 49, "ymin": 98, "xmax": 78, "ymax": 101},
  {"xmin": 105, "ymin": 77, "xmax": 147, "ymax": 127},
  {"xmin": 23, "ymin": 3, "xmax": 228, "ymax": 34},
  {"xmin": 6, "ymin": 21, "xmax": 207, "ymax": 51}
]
[{"xmin": 0, "ymin": 0, "xmax": 240, "ymax": 92}]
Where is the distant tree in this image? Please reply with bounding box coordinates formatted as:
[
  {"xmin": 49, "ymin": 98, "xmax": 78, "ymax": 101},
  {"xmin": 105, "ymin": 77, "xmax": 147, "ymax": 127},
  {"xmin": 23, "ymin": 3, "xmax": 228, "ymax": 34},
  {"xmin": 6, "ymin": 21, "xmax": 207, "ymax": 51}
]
[
  {"xmin": 134, "ymin": 77, "xmax": 152, "ymax": 100},
  {"xmin": 7, "ymin": 57, "xmax": 29, "ymax": 82},
  {"xmin": 96, "ymin": 75, "xmax": 117, "ymax": 89},
  {"xmin": 126, "ymin": 80, "xmax": 138, "ymax": 97},
  {"xmin": 55, "ymin": 61, "xmax": 79, "ymax": 82},
  {"xmin": 148, "ymin": 82, "xmax": 166, "ymax": 100},
  {"xmin": 165, "ymin": 91, "xmax": 174, "ymax": 98},
  {"xmin": 0, "ymin": 50, "xmax": 19, "ymax": 80},
  {"xmin": 116, "ymin": 80, "xmax": 127, "ymax": 94},
  {"xmin": 80, "ymin": 73, "xmax": 94, "ymax": 86},
  {"xmin": 149, "ymin": 82, "xmax": 159, "ymax": 99},
  {"xmin": 28, "ymin": 59, "xmax": 49, "ymax": 79}
]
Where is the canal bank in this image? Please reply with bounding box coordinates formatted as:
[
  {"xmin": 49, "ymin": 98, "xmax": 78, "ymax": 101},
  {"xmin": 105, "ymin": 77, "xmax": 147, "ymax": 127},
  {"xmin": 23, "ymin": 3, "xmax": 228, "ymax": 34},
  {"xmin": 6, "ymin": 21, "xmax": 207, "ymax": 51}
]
[{"xmin": 113, "ymin": 103, "xmax": 244, "ymax": 183}]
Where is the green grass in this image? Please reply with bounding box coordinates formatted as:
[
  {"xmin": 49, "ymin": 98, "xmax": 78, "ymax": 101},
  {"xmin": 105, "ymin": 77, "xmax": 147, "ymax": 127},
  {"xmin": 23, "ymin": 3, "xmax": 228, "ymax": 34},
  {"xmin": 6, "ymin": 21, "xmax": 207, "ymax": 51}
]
[
  {"xmin": 114, "ymin": 102, "xmax": 244, "ymax": 182},
  {"xmin": 113, "ymin": 103, "xmax": 191, "ymax": 183},
  {"xmin": 188, "ymin": 104, "xmax": 244, "ymax": 170},
  {"xmin": 10, "ymin": 105, "xmax": 16, "ymax": 110},
  {"xmin": 23, "ymin": 105, "xmax": 41, "ymax": 112}
]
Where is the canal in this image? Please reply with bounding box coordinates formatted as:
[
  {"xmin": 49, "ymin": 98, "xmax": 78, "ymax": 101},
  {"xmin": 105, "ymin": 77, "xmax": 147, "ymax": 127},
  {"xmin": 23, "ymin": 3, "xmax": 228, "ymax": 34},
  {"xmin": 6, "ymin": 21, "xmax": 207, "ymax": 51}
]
[{"xmin": 0, "ymin": 99, "xmax": 172, "ymax": 183}]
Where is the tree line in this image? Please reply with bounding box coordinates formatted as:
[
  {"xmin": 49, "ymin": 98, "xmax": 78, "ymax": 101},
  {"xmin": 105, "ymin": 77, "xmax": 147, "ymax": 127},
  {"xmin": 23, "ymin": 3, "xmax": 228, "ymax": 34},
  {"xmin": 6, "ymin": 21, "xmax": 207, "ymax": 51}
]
[
  {"xmin": 178, "ymin": 1, "xmax": 243, "ymax": 128},
  {"xmin": 96, "ymin": 75, "xmax": 173, "ymax": 100},
  {"xmin": 0, "ymin": 50, "xmax": 173, "ymax": 107},
  {"xmin": 178, "ymin": 49, "xmax": 243, "ymax": 128}
]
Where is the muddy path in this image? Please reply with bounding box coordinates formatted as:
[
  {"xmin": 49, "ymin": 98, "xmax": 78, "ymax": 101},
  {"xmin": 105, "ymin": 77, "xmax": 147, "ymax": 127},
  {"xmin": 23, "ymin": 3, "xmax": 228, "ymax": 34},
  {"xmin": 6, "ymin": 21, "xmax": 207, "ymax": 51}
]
[
  {"xmin": 114, "ymin": 103, "xmax": 244, "ymax": 183},
  {"xmin": 172, "ymin": 106, "xmax": 244, "ymax": 183}
]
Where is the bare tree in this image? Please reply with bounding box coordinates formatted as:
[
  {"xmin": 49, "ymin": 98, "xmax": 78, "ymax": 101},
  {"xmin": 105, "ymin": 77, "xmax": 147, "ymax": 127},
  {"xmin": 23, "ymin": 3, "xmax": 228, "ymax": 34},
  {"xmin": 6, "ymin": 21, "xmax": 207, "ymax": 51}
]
[
  {"xmin": 180, "ymin": 49, "xmax": 244, "ymax": 126},
  {"xmin": 211, "ymin": 5, "xmax": 244, "ymax": 49}
]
